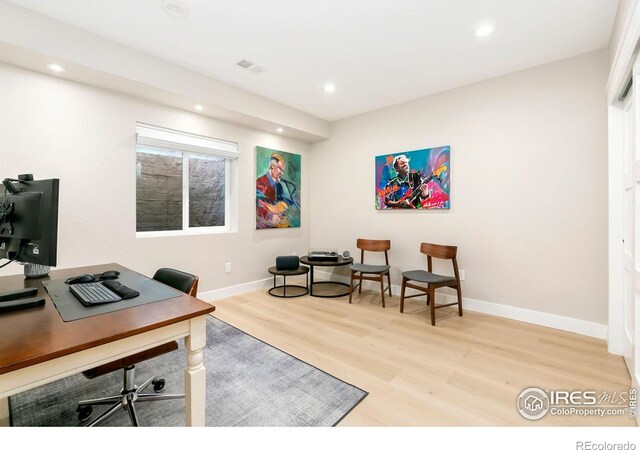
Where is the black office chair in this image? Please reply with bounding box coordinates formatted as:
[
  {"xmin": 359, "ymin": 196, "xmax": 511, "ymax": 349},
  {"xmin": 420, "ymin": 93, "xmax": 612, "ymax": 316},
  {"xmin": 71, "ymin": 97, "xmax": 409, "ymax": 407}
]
[{"xmin": 76, "ymin": 268, "xmax": 199, "ymax": 427}]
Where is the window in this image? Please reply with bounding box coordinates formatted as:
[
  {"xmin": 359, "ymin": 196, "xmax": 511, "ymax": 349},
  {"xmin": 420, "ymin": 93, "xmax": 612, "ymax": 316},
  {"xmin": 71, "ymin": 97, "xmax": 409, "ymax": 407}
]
[{"xmin": 135, "ymin": 123, "xmax": 238, "ymax": 235}]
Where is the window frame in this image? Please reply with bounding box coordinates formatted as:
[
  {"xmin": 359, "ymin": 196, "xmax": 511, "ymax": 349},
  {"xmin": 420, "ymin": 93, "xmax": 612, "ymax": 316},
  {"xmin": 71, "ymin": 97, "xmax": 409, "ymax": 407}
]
[{"xmin": 135, "ymin": 123, "xmax": 238, "ymax": 238}]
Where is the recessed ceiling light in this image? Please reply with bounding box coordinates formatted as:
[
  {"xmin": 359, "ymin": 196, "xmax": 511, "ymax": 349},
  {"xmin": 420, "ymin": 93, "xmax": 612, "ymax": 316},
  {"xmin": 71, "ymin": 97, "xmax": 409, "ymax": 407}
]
[
  {"xmin": 161, "ymin": 0, "xmax": 189, "ymax": 18},
  {"xmin": 276, "ymin": 127, "xmax": 284, "ymax": 133},
  {"xmin": 474, "ymin": 24, "xmax": 494, "ymax": 38},
  {"xmin": 46, "ymin": 63, "xmax": 65, "ymax": 73},
  {"xmin": 194, "ymin": 104, "xmax": 204, "ymax": 111},
  {"xmin": 323, "ymin": 84, "xmax": 336, "ymax": 93}
]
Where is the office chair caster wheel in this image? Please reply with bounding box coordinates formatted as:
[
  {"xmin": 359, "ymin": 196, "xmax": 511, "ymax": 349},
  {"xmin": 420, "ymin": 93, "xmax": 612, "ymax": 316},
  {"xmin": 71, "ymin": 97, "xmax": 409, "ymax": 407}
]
[
  {"xmin": 77, "ymin": 405, "xmax": 93, "ymax": 422},
  {"xmin": 152, "ymin": 378, "xmax": 165, "ymax": 392}
]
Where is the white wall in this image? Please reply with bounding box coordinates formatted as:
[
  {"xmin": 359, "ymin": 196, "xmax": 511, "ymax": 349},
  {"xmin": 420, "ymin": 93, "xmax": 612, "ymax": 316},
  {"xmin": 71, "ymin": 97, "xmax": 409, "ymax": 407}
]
[
  {"xmin": 0, "ymin": 48, "xmax": 612, "ymax": 328},
  {"xmin": 0, "ymin": 63, "xmax": 311, "ymax": 293},
  {"xmin": 310, "ymin": 49, "xmax": 609, "ymax": 325}
]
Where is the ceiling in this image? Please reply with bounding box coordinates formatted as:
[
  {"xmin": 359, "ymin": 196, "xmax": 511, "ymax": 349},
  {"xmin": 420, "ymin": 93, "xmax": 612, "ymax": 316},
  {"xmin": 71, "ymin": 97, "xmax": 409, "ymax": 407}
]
[{"xmin": 5, "ymin": 0, "xmax": 619, "ymax": 121}]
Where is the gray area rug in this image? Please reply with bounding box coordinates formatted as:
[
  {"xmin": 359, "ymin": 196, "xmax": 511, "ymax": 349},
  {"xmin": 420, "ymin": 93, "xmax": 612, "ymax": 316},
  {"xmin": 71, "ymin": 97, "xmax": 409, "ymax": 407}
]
[{"xmin": 9, "ymin": 316, "xmax": 367, "ymax": 426}]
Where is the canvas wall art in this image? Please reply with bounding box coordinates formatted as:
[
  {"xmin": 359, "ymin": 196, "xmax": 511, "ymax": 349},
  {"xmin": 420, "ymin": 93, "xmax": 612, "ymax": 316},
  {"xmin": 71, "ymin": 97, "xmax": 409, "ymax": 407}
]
[
  {"xmin": 256, "ymin": 146, "xmax": 301, "ymax": 228},
  {"xmin": 375, "ymin": 146, "xmax": 450, "ymax": 210}
]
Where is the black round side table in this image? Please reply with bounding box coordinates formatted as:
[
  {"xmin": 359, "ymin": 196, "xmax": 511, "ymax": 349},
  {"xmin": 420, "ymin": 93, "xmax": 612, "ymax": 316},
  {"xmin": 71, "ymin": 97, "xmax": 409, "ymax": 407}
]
[
  {"xmin": 267, "ymin": 265, "xmax": 310, "ymax": 298},
  {"xmin": 299, "ymin": 255, "xmax": 353, "ymax": 298}
]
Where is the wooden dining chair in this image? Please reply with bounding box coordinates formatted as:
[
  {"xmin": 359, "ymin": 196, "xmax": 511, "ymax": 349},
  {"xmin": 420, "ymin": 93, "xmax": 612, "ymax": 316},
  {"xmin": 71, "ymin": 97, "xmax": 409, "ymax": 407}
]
[
  {"xmin": 349, "ymin": 238, "xmax": 392, "ymax": 307},
  {"xmin": 400, "ymin": 243, "xmax": 462, "ymax": 325}
]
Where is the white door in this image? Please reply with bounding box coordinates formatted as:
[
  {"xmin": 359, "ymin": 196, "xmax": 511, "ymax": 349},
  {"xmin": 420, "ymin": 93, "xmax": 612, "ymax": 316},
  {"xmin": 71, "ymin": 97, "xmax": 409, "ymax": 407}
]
[
  {"xmin": 623, "ymin": 79, "xmax": 635, "ymax": 375},
  {"xmin": 632, "ymin": 61, "xmax": 640, "ymax": 386}
]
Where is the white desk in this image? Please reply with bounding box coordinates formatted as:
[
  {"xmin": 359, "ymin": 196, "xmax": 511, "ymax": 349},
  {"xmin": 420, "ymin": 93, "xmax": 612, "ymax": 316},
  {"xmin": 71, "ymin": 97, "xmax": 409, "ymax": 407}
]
[{"xmin": 0, "ymin": 263, "xmax": 215, "ymax": 426}]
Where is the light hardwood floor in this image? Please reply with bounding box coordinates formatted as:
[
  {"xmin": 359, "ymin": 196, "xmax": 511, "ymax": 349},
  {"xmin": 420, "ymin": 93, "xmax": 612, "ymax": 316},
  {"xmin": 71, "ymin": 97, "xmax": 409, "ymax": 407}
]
[{"xmin": 211, "ymin": 288, "xmax": 635, "ymax": 426}]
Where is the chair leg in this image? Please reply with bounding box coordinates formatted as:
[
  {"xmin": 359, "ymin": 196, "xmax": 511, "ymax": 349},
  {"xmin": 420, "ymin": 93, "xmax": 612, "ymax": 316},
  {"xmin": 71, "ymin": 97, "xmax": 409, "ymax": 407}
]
[
  {"xmin": 125, "ymin": 394, "xmax": 139, "ymax": 427},
  {"xmin": 78, "ymin": 395, "xmax": 122, "ymax": 407},
  {"xmin": 137, "ymin": 393, "xmax": 185, "ymax": 401},
  {"xmin": 400, "ymin": 276, "xmax": 406, "ymax": 313},
  {"xmin": 379, "ymin": 274, "xmax": 385, "ymax": 308},
  {"xmin": 386, "ymin": 272, "xmax": 392, "ymax": 297},
  {"xmin": 457, "ymin": 284, "xmax": 463, "ymax": 317},
  {"xmin": 349, "ymin": 271, "xmax": 354, "ymax": 303},
  {"xmin": 429, "ymin": 285, "xmax": 436, "ymax": 326},
  {"xmin": 138, "ymin": 375, "xmax": 155, "ymax": 393},
  {"xmin": 358, "ymin": 273, "xmax": 362, "ymax": 293},
  {"xmin": 86, "ymin": 401, "xmax": 124, "ymax": 427}
]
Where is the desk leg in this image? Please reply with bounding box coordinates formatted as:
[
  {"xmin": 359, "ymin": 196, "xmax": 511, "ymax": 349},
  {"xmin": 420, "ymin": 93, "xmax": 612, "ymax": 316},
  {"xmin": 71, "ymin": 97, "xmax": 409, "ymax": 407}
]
[
  {"xmin": 0, "ymin": 397, "xmax": 9, "ymax": 426},
  {"xmin": 185, "ymin": 315, "xmax": 207, "ymax": 426}
]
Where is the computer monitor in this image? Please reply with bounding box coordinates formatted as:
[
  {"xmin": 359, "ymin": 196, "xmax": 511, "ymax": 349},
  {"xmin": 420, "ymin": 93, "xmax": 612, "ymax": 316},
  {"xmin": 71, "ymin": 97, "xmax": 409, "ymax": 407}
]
[{"xmin": 0, "ymin": 176, "xmax": 59, "ymax": 267}]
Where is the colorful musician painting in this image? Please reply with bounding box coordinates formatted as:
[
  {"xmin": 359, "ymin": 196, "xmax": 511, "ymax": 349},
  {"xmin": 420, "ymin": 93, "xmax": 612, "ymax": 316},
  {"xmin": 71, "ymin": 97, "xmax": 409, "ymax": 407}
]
[
  {"xmin": 375, "ymin": 146, "xmax": 450, "ymax": 210},
  {"xmin": 256, "ymin": 146, "xmax": 301, "ymax": 228}
]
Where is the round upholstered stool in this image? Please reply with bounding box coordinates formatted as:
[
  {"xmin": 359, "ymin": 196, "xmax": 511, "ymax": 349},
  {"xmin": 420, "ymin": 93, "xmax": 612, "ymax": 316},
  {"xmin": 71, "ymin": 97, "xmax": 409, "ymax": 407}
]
[{"xmin": 267, "ymin": 265, "xmax": 310, "ymax": 298}]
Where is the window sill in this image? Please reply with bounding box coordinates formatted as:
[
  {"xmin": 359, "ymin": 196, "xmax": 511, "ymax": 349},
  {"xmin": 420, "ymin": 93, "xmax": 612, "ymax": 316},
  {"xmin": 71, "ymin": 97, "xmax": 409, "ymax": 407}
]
[{"xmin": 136, "ymin": 227, "xmax": 237, "ymax": 238}]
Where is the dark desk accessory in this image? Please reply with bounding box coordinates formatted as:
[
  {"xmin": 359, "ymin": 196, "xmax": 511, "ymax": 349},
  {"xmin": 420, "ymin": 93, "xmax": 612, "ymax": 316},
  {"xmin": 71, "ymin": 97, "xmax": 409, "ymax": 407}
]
[
  {"xmin": 342, "ymin": 250, "xmax": 350, "ymax": 258},
  {"xmin": 102, "ymin": 280, "xmax": 139, "ymax": 299},
  {"xmin": 0, "ymin": 287, "xmax": 38, "ymax": 302},
  {"xmin": 0, "ymin": 297, "xmax": 45, "ymax": 313},
  {"xmin": 0, "ymin": 286, "xmax": 44, "ymax": 313},
  {"xmin": 65, "ymin": 274, "xmax": 96, "ymax": 285},
  {"xmin": 65, "ymin": 271, "xmax": 120, "ymax": 285},
  {"xmin": 99, "ymin": 270, "xmax": 120, "ymax": 280}
]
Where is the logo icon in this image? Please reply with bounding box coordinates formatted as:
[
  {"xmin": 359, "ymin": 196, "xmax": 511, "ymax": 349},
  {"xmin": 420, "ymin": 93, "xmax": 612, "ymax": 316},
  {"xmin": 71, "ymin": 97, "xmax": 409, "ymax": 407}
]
[{"xmin": 517, "ymin": 387, "xmax": 550, "ymax": 420}]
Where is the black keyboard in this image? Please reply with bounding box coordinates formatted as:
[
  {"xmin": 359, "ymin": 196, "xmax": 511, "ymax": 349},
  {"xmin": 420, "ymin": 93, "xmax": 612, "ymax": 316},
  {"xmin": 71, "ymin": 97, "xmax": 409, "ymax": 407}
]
[{"xmin": 70, "ymin": 282, "xmax": 122, "ymax": 306}]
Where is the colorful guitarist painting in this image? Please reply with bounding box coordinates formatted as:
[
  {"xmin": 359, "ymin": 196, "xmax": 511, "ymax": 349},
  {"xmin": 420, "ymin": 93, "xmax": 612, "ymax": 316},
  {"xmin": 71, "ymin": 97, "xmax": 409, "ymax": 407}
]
[
  {"xmin": 256, "ymin": 146, "xmax": 301, "ymax": 228},
  {"xmin": 375, "ymin": 146, "xmax": 450, "ymax": 210}
]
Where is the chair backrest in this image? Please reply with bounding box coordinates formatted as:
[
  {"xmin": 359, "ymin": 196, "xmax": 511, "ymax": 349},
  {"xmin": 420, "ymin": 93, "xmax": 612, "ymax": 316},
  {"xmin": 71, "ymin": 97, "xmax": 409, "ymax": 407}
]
[
  {"xmin": 356, "ymin": 238, "xmax": 391, "ymax": 265},
  {"xmin": 153, "ymin": 268, "xmax": 199, "ymax": 296},
  {"xmin": 420, "ymin": 242, "xmax": 459, "ymax": 278}
]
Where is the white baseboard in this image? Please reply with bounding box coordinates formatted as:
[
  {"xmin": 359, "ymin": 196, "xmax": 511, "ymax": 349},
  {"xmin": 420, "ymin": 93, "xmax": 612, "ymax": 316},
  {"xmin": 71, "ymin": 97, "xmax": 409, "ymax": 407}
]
[
  {"xmin": 199, "ymin": 271, "xmax": 607, "ymax": 340},
  {"xmin": 312, "ymin": 270, "xmax": 608, "ymax": 340},
  {"xmin": 440, "ymin": 292, "xmax": 607, "ymax": 339},
  {"xmin": 199, "ymin": 277, "xmax": 273, "ymax": 302}
]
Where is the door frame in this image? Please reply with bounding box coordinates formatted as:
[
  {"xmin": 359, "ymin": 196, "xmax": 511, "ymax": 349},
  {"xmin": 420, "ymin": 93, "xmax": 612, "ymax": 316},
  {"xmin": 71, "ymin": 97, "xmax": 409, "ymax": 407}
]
[{"xmin": 608, "ymin": 1, "xmax": 640, "ymax": 396}]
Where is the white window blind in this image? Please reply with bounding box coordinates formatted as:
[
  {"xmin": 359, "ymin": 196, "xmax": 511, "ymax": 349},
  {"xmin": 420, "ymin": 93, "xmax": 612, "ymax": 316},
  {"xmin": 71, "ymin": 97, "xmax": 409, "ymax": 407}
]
[{"xmin": 136, "ymin": 122, "xmax": 239, "ymax": 159}]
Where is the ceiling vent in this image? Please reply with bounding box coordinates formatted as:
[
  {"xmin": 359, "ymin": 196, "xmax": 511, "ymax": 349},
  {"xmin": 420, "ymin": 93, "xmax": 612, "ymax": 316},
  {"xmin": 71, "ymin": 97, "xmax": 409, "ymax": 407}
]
[{"xmin": 236, "ymin": 59, "xmax": 264, "ymax": 74}]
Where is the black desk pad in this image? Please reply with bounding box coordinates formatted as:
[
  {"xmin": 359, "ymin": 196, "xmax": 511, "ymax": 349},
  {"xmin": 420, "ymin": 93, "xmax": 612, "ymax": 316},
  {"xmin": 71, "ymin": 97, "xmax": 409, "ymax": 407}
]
[{"xmin": 43, "ymin": 269, "xmax": 182, "ymax": 322}]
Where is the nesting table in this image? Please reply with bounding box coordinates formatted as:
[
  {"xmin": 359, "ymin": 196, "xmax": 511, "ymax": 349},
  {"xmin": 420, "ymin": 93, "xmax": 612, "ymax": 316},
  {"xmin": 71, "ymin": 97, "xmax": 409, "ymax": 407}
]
[
  {"xmin": 299, "ymin": 255, "xmax": 353, "ymax": 298},
  {"xmin": 267, "ymin": 265, "xmax": 309, "ymax": 298}
]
